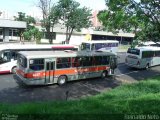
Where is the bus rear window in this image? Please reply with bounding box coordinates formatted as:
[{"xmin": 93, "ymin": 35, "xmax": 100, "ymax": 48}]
[
  {"xmin": 17, "ymin": 55, "xmax": 27, "ymax": 68},
  {"xmin": 127, "ymin": 48, "xmax": 140, "ymax": 55}
]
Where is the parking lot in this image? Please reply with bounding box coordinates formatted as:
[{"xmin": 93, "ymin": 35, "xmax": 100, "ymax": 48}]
[{"xmin": 0, "ymin": 52, "xmax": 160, "ymax": 103}]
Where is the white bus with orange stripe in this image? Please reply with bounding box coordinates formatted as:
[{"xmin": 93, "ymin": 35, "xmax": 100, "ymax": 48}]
[
  {"xmin": 0, "ymin": 44, "xmax": 78, "ymax": 74},
  {"xmin": 15, "ymin": 51, "xmax": 117, "ymax": 85}
]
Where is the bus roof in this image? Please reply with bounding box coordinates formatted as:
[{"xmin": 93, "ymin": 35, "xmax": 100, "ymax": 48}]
[
  {"xmin": 81, "ymin": 40, "xmax": 119, "ymax": 44},
  {"xmin": 0, "ymin": 44, "xmax": 76, "ymax": 51},
  {"xmin": 19, "ymin": 50, "xmax": 116, "ymax": 59},
  {"xmin": 135, "ymin": 46, "xmax": 160, "ymax": 51}
]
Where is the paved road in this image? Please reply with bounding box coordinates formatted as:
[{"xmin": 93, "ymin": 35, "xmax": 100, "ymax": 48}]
[{"xmin": 0, "ymin": 52, "xmax": 159, "ymax": 103}]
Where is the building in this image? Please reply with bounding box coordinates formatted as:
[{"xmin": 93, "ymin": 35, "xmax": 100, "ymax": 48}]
[
  {"xmin": 36, "ymin": 24, "xmax": 135, "ymax": 45},
  {"xmin": 91, "ymin": 10, "xmax": 102, "ymax": 29},
  {"xmin": 0, "ymin": 19, "xmax": 26, "ymax": 42}
]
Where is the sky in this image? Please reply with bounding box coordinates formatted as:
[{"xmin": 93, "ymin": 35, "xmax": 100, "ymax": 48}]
[{"xmin": 0, "ymin": 0, "xmax": 106, "ymax": 19}]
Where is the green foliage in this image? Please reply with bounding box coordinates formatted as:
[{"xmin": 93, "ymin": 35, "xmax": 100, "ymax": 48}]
[
  {"xmin": 23, "ymin": 28, "xmax": 42, "ymax": 43},
  {"xmin": 37, "ymin": 0, "xmax": 59, "ymax": 44},
  {"xmin": 14, "ymin": 12, "xmax": 26, "ymax": 21},
  {"xmin": 98, "ymin": 0, "xmax": 160, "ymax": 42},
  {"xmin": 14, "ymin": 12, "xmax": 42, "ymax": 42},
  {"xmin": 54, "ymin": 0, "xmax": 92, "ymax": 43},
  {"xmin": 23, "ymin": 31, "xmax": 32, "ymax": 40}
]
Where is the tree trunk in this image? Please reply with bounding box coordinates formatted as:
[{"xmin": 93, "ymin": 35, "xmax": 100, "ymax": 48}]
[
  {"xmin": 46, "ymin": 27, "xmax": 52, "ymax": 44},
  {"xmin": 66, "ymin": 26, "xmax": 69, "ymax": 44},
  {"xmin": 68, "ymin": 28, "xmax": 74, "ymax": 44}
]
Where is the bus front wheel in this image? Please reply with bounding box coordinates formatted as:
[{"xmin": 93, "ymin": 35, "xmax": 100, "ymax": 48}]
[
  {"xmin": 57, "ymin": 75, "xmax": 67, "ymax": 85},
  {"xmin": 11, "ymin": 66, "xmax": 17, "ymax": 74}
]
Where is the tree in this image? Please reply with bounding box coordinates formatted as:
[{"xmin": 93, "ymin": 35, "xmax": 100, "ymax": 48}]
[
  {"xmin": 98, "ymin": 0, "xmax": 160, "ymax": 42},
  {"xmin": 14, "ymin": 12, "xmax": 42, "ymax": 43},
  {"xmin": 37, "ymin": 0, "xmax": 58, "ymax": 44},
  {"xmin": 55, "ymin": 0, "xmax": 92, "ymax": 44},
  {"xmin": 14, "ymin": 12, "xmax": 26, "ymax": 41}
]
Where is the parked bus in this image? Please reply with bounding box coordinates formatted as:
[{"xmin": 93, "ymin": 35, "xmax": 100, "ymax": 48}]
[
  {"xmin": 0, "ymin": 44, "xmax": 78, "ymax": 74},
  {"xmin": 15, "ymin": 50, "xmax": 117, "ymax": 85},
  {"xmin": 80, "ymin": 40, "xmax": 119, "ymax": 53},
  {"xmin": 125, "ymin": 46, "xmax": 160, "ymax": 69}
]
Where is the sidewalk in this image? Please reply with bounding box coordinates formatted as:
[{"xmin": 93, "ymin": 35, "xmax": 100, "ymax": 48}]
[
  {"xmin": 118, "ymin": 48, "xmax": 127, "ymax": 52},
  {"xmin": 118, "ymin": 45, "xmax": 130, "ymax": 52}
]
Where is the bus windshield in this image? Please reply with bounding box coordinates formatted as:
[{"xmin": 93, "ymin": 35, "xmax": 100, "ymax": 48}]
[
  {"xmin": 81, "ymin": 43, "xmax": 90, "ymax": 50},
  {"xmin": 127, "ymin": 48, "xmax": 140, "ymax": 55},
  {"xmin": 17, "ymin": 54, "xmax": 27, "ymax": 68}
]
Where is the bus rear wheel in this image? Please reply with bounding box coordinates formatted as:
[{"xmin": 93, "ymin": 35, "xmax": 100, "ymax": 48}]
[
  {"xmin": 101, "ymin": 71, "xmax": 107, "ymax": 79},
  {"xmin": 145, "ymin": 64, "xmax": 150, "ymax": 70},
  {"xmin": 11, "ymin": 66, "xmax": 17, "ymax": 74},
  {"xmin": 57, "ymin": 75, "xmax": 67, "ymax": 85}
]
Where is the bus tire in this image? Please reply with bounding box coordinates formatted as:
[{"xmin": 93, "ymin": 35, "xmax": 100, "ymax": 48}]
[
  {"xmin": 11, "ymin": 66, "xmax": 17, "ymax": 74},
  {"xmin": 145, "ymin": 64, "xmax": 150, "ymax": 69},
  {"xmin": 101, "ymin": 71, "xmax": 107, "ymax": 79},
  {"xmin": 57, "ymin": 75, "xmax": 67, "ymax": 85}
]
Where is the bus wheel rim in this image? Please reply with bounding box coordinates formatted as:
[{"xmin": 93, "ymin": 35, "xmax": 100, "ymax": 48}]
[
  {"xmin": 12, "ymin": 67, "xmax": 17, "ymax": 73},
  {"xmin": 102, "ymin": 72, "xmax": 106, "ymax": 78},
  {"xmin": 59, "ymin": 77, "xmax": 66, "ymax": 84}
]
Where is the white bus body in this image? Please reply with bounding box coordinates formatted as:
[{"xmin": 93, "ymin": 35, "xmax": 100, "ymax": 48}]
[
  {"xmin": 125, "ymin": 46, "xmax": 160, "ymax": 69},
  {"xmin": 0, "ymin": 44, "xmax": 77, "ymax": 74},
  {"xmin": 80, "ymin": 40, "xmax": 119, "ymax": 53}
]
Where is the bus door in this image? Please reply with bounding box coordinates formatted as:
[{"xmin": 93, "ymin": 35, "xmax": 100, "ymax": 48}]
[
  {"xmin": 110, "ymin": 56, "xmax": 117, "ymax": 74},
  {"xmin": 45, "ymin": 58, "xmax": 55, "ymax": 84}
]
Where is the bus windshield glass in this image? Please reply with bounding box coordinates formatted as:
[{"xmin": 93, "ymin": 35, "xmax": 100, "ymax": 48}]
[
  {"xmin": 17, "ymin": 54, "xmax": 27, "ymax": 68},
  {"xmin": 81, "ymin": 43, "xmax": 90, "ymax": 50},
  {"xmin": 127, "ymin": 48, "xmax": 140, "ymax": 55}
]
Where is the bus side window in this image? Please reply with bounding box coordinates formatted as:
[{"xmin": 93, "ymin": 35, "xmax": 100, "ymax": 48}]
[
  {"xmin": 101, "ymin": 56, "xmax": 109, "ymax": 65},
  {"xmin": 94, "ymin": 56, "xmax": 102, "ymax": 65},
  {"xmin": 142, "ymin": 51, "xmax": 154, "ymax": 58},
  {"xmin": 56, "ymin": 57, "xmax": 71, "ymax": 69},
  {"xmin": 72, "ymin": 57, "xmax": 79, "ymax": 67},
  {"xmin": 91, "ymin": 44, "xmax": 95, "ymax": 50},
  {"xmin": 29, "ymin": 59, "xmax": 44, "ymax": 71},
  {"xmin": 3, "ymin": 51, "xmax": 11, "ymax": 61},
  {"xmin": 11, "ymin": 51, "xmax": 18, "ymax": 60},
  {"xmin": 92, "ymin": 57, "xmax": 96, "ymax": 65},
  {"xmin": 155, "ymin": 51, "xmax": 160, "ymax": 57},
  {"xmin": 82, "ymin": 57, "xmax": 92, "ymax": 66}
]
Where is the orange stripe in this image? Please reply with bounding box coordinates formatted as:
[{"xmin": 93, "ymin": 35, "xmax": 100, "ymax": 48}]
[
  {"xmin": 16, "ymin": 69, "xmax": 25, "ymax": 77},
  {"xmin": 17, "ymin": 66, "xmax": 110, "ymax": 79}
]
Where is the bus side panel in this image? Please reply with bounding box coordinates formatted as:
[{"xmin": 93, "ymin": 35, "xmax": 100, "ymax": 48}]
[
  {"xmin": 0, "ymin": 61, "xmax": 14, "ymax": 74},
  {"xmin": 141, "ymin": 58, "xmax": 152, "ymax": 68},
  {"xmin": 152, "ymin": 57, "xmax": 160, "ymax": 66},
  {"xmin": 18, "ymin": 66, "xmax": 110, "ymax": 85}
]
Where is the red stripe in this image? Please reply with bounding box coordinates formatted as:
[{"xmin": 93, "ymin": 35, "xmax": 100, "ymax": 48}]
[{"xmin": 0, "ymin": 70, "xmax": 10, "ymax": 74}]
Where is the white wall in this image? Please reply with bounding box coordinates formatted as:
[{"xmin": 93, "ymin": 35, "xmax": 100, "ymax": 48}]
[{"xmin": 56, "ymin": 33, "xmax": 85, "ymax": 45}]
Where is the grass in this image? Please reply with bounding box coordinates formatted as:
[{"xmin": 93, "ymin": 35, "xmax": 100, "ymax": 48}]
[{"xmin": 0, "ymin": 76, "xmax": 160, "ymax": 120}]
